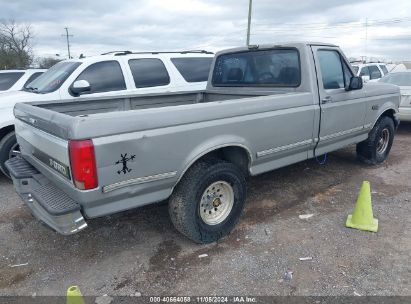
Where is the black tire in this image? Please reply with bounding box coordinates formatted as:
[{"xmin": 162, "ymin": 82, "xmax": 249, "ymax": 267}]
[
  {"xmin": 356, "ymin": 116, "xmax": 395, "ymax": 165},
  {"xmin": 168, "ymin": 158, "xmax": 247, "ymax": 244},
  {"xmin": 0, "ymin": 131, "xmax": 18, "ymax": 178}
]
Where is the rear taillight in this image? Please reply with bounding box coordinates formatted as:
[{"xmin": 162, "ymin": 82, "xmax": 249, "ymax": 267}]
[{"xmin": 69, "ymin": 140, "xmax": 98, "ymax": 190}]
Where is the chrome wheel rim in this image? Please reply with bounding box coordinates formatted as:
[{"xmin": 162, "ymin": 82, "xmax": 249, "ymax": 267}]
[
  {"xmin": 376, "ymin": 128, "xmax": 390, "ymax": 154},
  {"xmin": 9, "ymin": 142, "xmax": 20, "ymax": 159},
  {"xmin": 199, "ymin": 181, "xmax": 234, "ymax": 225}
]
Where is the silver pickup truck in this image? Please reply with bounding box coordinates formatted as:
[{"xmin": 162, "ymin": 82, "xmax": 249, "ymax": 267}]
[{"xmin": 7, "ymin": 42, "xmax": 400, "ymax": 243}]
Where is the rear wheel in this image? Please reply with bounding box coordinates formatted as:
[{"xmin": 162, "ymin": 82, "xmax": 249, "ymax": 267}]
[
  {"xmin": 168, "ymin": 159, "xmax": 247, "ymax": 243},
  {"xmin": 357, "ymin": 116, "xmax": 395, "ymax": 164},
  {"xmin": 0, "ymin": 131, "xmax": 19, "ymax": 178}
]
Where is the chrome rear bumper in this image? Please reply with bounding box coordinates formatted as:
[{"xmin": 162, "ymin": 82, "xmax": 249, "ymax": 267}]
[{"xmin": 5, "ymin": 157, "xmax": 87, "ymax": 235}]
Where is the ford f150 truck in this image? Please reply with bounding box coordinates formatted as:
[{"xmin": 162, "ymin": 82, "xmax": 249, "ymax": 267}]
[{"xmin": 7, "ymin": 42, "xmax": 400, "ymax": 243}]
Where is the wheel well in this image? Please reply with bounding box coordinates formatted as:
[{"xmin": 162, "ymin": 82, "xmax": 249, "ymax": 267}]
[
  {"xmin": 193, "ymin": 146, "xmax": 251, "ymax": 176},
  {"xmin": 380, "ymin": 109, "xmax": 398, "ymax": 128},
  {"xmin": 0, "ymin": 126, "xmax": 14, "ymax": 142}
]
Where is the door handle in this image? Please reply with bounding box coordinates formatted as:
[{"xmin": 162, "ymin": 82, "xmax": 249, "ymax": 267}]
[{"xmin": 322, "ymin": 96, "xmax": 332, "ymax": 104}]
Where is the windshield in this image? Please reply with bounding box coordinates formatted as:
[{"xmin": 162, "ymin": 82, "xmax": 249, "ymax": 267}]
[
  {"xmin": 25, "ymin": 61, "xmax": 81, "ymax": 93},
  {"xmin": 0, "ymin": 72, "xmax": 24, "ymax": 91},
  {"xmin": 379, "ymin": 72, "xmax": 411, "ymax": 86}
]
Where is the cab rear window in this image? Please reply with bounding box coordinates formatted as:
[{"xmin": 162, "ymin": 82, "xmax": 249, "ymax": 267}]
[{"xmin": 212, "ymin": 48, "xmax": 301, "ymax": 87}]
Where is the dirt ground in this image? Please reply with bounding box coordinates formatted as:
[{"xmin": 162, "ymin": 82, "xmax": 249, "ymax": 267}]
[{"xmin": 0, "ymin": 124, "xmax": 410, "ymax": 297}]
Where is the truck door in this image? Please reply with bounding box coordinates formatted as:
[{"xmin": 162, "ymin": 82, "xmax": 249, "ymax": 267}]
[{"xmin": 311, "ymin": 46, "xmax": 367, "ymax": 155}]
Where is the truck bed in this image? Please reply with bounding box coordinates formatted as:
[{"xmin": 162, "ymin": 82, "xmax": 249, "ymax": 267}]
[
  {"xmin": 28, "ymin": 91, "xmax": 267, "ymax": 117},
  {"xmin": 14, "ymin": 89, "xmax": 301, "ymax": 140}
]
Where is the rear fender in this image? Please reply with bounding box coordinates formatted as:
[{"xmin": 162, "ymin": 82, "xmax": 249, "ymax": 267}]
[{"xmin": 175, "ymin": 135, "xmax": 253, "ymax": 186}]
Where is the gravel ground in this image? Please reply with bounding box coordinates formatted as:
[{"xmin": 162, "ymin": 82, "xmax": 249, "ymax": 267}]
[{"xmin": 0, "ymin": 124, "xmax": 410, "ymax": 297}]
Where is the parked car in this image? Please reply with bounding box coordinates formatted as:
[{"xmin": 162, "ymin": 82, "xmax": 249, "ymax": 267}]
[
  {"xmin": 379, "ymin": 71, "xmax": 411, "ymax": 121},
  {"xmin": 351, "ymin": 63, "xmax": 389, "ymax": 82},
  {"xmin": 0, "ymin": 50, "xmax": 214, "ymax": 177},
  {"xmin": 6, "ymin": 42, "xmax": 399, "ymax": 243},
  {"xmin": 0, "ymin": 69, "xmax": 46, "ymax": 92}
]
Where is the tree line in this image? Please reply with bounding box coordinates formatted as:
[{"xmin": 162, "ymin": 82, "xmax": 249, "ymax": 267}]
[{"xmin": 0, "ymin": 20, "xmax": 62, "ymax": 70}]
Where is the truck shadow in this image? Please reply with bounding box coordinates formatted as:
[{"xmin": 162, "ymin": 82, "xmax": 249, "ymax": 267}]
[{"xmin": 397, "ymin": 121, "xmax": 411, "ymax": 134}]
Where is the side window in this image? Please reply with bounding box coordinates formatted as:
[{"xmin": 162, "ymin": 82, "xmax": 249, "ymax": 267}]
[
  {"xmin": 317, "ymin": 50, "xmax": 345, "ymax": 90},
  {"xmin": 128, "ymin": 59, "xmax": 170, "ymax": 88},
  {"xmin": 360, "ymin": 67, "xmax": 370, "ymax": 77},
  {"xmin": 74, "ymin": 61, "xmax": 126, "ymax": 94},
  {"xmin": 379, "ymin": 65, "xmax": 389, "ymax": 75},
  {"xmin": 369, "ymin": 65, "xmax": 382, "ymax": 80},
  {"xmin": 171, "ymin": 57, "xmax": 213, "ymax": 82},
  {"xmin": 342, "ymin": 62, "xmax": 353, "ymax": 88},
  {"xmin": 24, "ymin": 72, "xmax": 44, "ymax": 88},
  {"xmin": 0, "ymin": 72, "xmax": 24, "ymax": 91}
]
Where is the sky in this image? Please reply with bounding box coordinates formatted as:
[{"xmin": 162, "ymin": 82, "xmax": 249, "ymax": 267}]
[{"xmin": 1, "ymin": 0, "xmax": 411, "ymax": 61}]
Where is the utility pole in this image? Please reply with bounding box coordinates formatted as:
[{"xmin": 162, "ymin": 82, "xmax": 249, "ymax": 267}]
[
  {"xmin": 246, "ymin": 0, "xmax": 253, "ymax": 46},
  {"xmin": 62, "ymin": 27, "xmax": 73, "ymax": 59},
  {"xmin": 365, "ymin": 18, "xmax": 368, "ymax": 62}
]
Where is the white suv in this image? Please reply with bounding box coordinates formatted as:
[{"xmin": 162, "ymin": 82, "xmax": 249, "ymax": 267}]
[
  {"xmin": 0, "ymin": 69, "xmax": 46, "ymax": 93},
  {"xmin": 351, "ymin": 63, "xmax": 389, "ymax": 82},
  {"xmin": 0, "ymin": 50, "xmax": 214, "ymax": 177}
]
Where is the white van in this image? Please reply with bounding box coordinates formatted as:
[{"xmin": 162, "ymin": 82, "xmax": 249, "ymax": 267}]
[{"xmin": 351, "ymin": 63, "xmax": 389, "ymax": 82}]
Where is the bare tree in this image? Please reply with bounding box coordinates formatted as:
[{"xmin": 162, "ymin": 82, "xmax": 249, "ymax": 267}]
[
  {"xmin": 38, "ymin": 57, "xmax": 62, "ymax": 69},
  {"xmin": 0, "ymin": 19, "xmax": 34, "ymax": 69}
]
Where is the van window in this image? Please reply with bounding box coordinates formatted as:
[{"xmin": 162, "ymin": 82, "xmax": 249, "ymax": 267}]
[
  {"xmin": 75, "ymin": 61, "xmax": 126, "ymax": 94},
  {"xmin": 368, "ymin": 65, "xmax": 382, "ymax": 80},
  {"xmin": 171, "ymin": 57, "xmax": 213, "ymax": 82},
  {"xmin": 379, "ymin": 65, "xmax": 389, "ymax": 75},
  {"xmin": 0, "ymin": 72, "xmax": 24, "ymax": 91},
  {"xmin": 129, "ymin": 59, "xmax": 170, "ymax": 88},
  {"xmin": 360, "ymin": 67, "xmax": 370, "ymax": 77},
  {"xmin": 212, "ymin": 48, "xmax": 301, "ymax": 87}
]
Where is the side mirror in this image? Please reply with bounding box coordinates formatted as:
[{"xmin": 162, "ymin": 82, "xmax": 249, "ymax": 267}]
[
  {"xmin": 346, "ymin": 76, "xmax": 363, "ymax": 91},
  {"xmin": 361, "ymin": 75, "xmax": 370, "ymax": 83},
  {"xmin": 71, "ymin": 80, "xmax": 91, "ymax": 96}
]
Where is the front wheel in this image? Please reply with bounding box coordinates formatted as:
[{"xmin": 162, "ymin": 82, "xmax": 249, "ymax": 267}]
[
  {"xmin": 168, "ymin": 159, "xmax": 247, "ymax": 243},
  {"xmin": 0, "ymin": 131, "xmax": 20, "ymax": 178},
  {"xmin": 357, "ymin": 116, "xmax": 395, "ymax": 164}
]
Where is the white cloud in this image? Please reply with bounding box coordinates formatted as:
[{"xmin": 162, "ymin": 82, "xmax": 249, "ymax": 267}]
[{"xmin": 1, "ymin": 0, "xmax": 411, "ymax": 61}]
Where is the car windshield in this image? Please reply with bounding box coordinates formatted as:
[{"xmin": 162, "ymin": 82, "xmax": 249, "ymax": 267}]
[
  {"xmin": 24, "ymin": 61, "xmax": 81, "ymax": 93},
  {"xmin": 379, "ymin": 72, "xmax": 411, "ymax": 86}
]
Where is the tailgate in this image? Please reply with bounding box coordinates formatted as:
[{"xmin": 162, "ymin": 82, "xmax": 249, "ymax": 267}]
[
  {"xmin": 16, "ymin": 119, "xmax": 73, "ymax": 182},
  {"xmin": 14, "ymin": 103, "xmax": 74, "ymax": 184}
]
